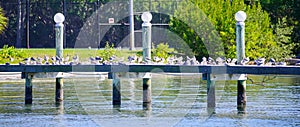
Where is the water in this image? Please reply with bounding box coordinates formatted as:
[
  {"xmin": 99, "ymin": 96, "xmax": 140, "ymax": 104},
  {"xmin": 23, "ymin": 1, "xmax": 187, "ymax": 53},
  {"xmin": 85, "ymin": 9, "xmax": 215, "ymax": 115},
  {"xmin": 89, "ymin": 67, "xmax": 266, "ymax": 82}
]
[{"xmin": 0, "ymin": 74, "xmax": 299, "ymax": 127}]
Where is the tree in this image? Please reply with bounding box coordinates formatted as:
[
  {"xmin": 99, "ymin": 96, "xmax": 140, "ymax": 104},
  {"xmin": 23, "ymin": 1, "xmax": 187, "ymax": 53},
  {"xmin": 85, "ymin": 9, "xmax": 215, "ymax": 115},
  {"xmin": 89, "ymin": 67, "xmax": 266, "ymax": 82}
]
[
  {"xmin": 170, "ymin": 0, "xmax": 283, "ymax": 60},
  {"xmin": 0, "ymin": 7, "xmax": 7, "ymax": 34},
  {"xmin": 259, "ymin": 0, "xmax": 300, "ymax": 57}
]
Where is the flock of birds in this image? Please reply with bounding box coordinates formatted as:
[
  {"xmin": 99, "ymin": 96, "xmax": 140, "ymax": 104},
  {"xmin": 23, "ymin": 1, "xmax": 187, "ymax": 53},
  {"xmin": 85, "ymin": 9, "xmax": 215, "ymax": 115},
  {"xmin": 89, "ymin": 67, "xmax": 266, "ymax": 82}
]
[{"xmin": 4, "ymin": 54, "xmax": 300, "ymax": 66}]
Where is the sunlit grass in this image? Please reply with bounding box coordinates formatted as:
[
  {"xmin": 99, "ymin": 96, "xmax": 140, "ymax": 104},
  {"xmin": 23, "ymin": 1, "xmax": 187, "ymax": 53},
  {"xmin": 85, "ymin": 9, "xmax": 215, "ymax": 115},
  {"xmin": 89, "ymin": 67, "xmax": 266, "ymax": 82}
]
[{"xmin": 0, "ymin": 48, "xmax": 140, "ymax": 64}]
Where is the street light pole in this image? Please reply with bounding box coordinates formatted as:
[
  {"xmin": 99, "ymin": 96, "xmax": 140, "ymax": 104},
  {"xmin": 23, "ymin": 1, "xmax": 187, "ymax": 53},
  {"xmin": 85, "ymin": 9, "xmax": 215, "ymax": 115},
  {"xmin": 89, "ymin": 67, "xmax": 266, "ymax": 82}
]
[
  {"xmin": 129, "ymin": 0, "xmax": 135, "ymax": 50},
  {"xmin": 54, "ymin": 13, "xmax": 65, "ymax": 103},
  {"xmin": 235, "ymin": 11, "xmax": 247, "ymax": 114},
  {"xmin": 54, "ymin": 13, "xmax": 65, "ymax": 58}
]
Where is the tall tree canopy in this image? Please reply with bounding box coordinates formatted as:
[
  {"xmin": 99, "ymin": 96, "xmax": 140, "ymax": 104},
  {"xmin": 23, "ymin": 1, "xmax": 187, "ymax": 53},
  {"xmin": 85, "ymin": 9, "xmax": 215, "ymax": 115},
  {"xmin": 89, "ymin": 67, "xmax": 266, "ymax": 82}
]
[
  {"xmin": 170, "ymin": 0, "xmax": 293, "ymax": 60},
  {"xmin": 0, "ymin": 7, "xmax": 7, "ymax": 34}
]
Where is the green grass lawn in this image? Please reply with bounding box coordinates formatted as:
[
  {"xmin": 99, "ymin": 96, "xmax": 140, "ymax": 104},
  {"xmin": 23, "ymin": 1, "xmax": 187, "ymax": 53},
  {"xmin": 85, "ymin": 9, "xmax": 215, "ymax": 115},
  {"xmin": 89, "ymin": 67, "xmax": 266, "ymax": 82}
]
[{"xmin": 0, "ymin": 48, "xmax": 141, "ymax": 64}]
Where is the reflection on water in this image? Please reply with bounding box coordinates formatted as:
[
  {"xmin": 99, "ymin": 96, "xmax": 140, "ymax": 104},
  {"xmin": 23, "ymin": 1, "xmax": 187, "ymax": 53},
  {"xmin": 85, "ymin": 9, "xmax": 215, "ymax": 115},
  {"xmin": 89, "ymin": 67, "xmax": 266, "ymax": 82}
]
[{"xmin": 0, "ymin": 74, "xmax": 299, "ymax": 127}]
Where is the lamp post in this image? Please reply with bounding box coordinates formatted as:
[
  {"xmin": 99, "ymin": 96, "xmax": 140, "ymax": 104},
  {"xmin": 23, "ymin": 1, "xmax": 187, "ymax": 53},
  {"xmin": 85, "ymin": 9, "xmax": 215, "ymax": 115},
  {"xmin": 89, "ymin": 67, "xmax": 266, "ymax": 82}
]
[
  {"xmin": 54, "ymin": 13, "xmax": 65, "ymax": 103},
  {"xmin": 235, "ymin": 11, "xmax": 247, "ymax": 113},
  {"xmin": 141, "ymin": 12, "xmax": 152, "ymax": 109},
  {"xmin": 141, "ymin": 12, "xmax": 152, "ymax": 61},
  {"xmin": 54, "ymin": 13, "xmax": 65, "ymax": 58},
  {"xmin": 235, "ymin": 11, "xmax": 246, "ymax": 63}
]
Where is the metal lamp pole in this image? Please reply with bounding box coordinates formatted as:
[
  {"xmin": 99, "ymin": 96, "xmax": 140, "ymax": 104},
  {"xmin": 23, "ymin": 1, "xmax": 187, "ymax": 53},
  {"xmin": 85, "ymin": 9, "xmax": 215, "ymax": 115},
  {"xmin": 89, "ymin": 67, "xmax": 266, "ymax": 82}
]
[
  {"xmin": 141, "ymin": 12, "xmax": 152, "ymax": 61},
  {"xmin": 235, "ymin": 11, "xmax": 247, "ymax": 113},
  {"xmin": 54, "ymin": 13, "xmax": 65, "ymax": 58},
  {"xmin": 54, "ymin": 13, "xmax": 65, "ymax": 103}
]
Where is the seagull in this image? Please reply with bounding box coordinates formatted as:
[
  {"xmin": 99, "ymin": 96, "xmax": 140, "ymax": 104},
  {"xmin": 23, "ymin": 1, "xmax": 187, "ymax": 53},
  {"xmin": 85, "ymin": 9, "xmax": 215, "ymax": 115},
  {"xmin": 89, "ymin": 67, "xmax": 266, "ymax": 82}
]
[
  {"xmin": 44, "ymin": 55, "xmax": 49, "ymax": 63},
  {"xmin": 216, "ymin": 57, "xmax": 225, "ymax": 65},
  {"xmin": 10, "ymin": 57, "xmax": 14, "ymax": 62},
  {"xmin": 296, "ymin": 61, "xmax": 300, "ymax": 66},
  {"xmin": 89, "ymin": 56, "xmax": 97, "ymax": 64},
  {"xmin": 73, "ymin": 54, "xmax": 79, "ymax": 64},
  {"xmin": 128, "ymin": 56, "xmax": 136, "ymax": 63},
  {"xmin": 240, "ymin": 57, "xmax": 250, "ymax": 65},
  {"xmin": 36, "ymin": 57, "xmax": 43, "ymax": 65},
  {"xmin": 255, "ymin": 58, "xmax": 265, "ymax": 66},
  {"xmin": 208, "ymin": 57, "xmax": 216, "ymax": 65},
  {"xmin": 30, "ymin": 57, "xmax": 37, "ymax": 65},
  {"xmin": 190, "ymin": 56, "xmax": 199, "ymax": 65},
  {"xmin": 265, "ymin": 58, "xmax": 276, "ymax": 66},
  {"xmin": 201, "ymin": 57, "xmax": 207, "ymax": 65},
  {"xmin": 277, "ymin": 61, "xmax": 287, "ymax": 66}
]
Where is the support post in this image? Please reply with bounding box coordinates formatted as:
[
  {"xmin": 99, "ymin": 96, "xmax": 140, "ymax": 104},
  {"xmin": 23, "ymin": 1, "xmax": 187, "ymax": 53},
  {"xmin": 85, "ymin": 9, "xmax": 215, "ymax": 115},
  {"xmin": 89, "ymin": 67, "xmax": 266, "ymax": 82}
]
[
  {"xmin": 143, "ymin": 78, "xmax": 151, "ymax": 108},
  {"xmin": 235, "ymin": 11, "xmax": 247, "ymax": 113},
  {"xmin": 55, "ymin": 77, "xmax": 64, "ymax": 102},
  {"xmin": 206, "ymin": 74, "xmax": 216, "ymax": 114},
  {"xmin": 237, "ymin": 80, "xmax": 246, "ymax": 113},
  {"xmin": 25, "ymin": 73, "xmax": 33, "ymax": 104},
  {"xmin": 112, "ymin": 73, "xmax": 121, "ymax": 105}
]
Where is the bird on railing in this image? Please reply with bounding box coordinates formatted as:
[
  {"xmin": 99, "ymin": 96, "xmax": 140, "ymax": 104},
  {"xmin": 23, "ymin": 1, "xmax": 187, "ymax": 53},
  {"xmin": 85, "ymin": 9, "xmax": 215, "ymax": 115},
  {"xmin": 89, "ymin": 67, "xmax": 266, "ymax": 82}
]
[
  {"xmin": 190, "ymin": 56, "xmax": 199, "ymax": 65},
  {"xmin": 240, "ymin": 57, "xmax": 250, "ymax": 65},
  {"xmin": 277, "ymin": 61, "xmax": 287, "ymax": 66},
  {"xmin": 265, "ymin": 58, "xmax": 276, "ymax": 66},
  {"xmin": 255, "ymin": 58, "xmax": 265, "ymax": 66},
  {"xmin": 208, "ymin": 57, "xmax": 216, "ymax": 65},
  {"xmin": 128, "ymin": 56, "xmax": 136, "ymax": 64},
  {"xmin": 216, "ymin": 57, "xmax": 225, "ymax": 65},
  {"xmin": 10, "ymin": 57, "xmax": 14, "ymax": 62},
  {"xmin": 64, "ymin": 55, "xmax": 70, "ymax": 64},
  {"xmin": 296, "ymin": 61, "xmax": 300, "ymax": 66},
  {"xmin": 95, "ymin": 56, "xmax": 103, "ymax": 64},
  {"xmin": 225, "ymin": 58, "xmax": 237, "ymax": 66},
  {"xmin": 36, "ymin": 57, "xmax": 43, "ymax": 65},
  {"xmin": 72, "ymin": 54, "xmax": 79, "ymax": 64},
  {"xmin": 201, "ymin": 57, "xmax": 207, "ymax": 65},
  {"xmin": 89, "ymin": 56, "xmax": 97, "ymax": 65},
  {"xmin": 44, "ymin": 55, "xmax": 49, "ymax": 63}
]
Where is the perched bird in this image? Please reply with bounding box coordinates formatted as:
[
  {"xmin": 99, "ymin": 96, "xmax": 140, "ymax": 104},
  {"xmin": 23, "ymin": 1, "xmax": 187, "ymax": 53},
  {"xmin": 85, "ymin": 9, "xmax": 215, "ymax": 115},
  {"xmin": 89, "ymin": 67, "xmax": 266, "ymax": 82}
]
[
  {"xmin": 226, "ymin": 58, "xmax": 237, "ymax": 66},
  {"xmin": 190, "ymin": 56, "xmax": 199, "ymax": 65},
  {"xmin": 277, "ymin": 62, "xmax": 287, "ymax": 66},
  {"xmin": 44, "ymin": 55, "xmax": 49, "ymax": 63},
  {"xmin": 208, "ymin": 57, "xmax": 216, "ymax": 65},
  {"xmin": 36, "ymin": 57, "xmax": 43, "ymax": 65},
  {"xmin": 128, "ymin": 56, "xmax": 136, "ymax": 63},
  {"xmin": 216, "ymin": 57, "xmax": 225, "ymax": 65},
  {"xmin": 30, "ymin": 57, "xmax": 37, "ymax": 65},
  {"xmin": 201, "ymin": 57, "xmax": 207, "ymax": 65},
  {"xmin": 255, "ymin": 58, "xmax": 265, "ymax": 66},
  {"xmin": 89, "ymin": 56, "xmax": 97, "ymax": 64},
  {"xmin": 240, "ymin": 57, "xmax": 250, "ymax": 65},
  {"xmin": 23, "ymin": 57, "xmax": 30, "ymax": 65},
  {"xmin": 295, "ymin": 61, "xmax": 300, "ymax": 66},
  {"xmin": 10, "ymin": 57, "xmax": 14, "ymax": 62},
  {"xmin": 72, "ymin": 54, "xmax": 79, "ymax": 64}
]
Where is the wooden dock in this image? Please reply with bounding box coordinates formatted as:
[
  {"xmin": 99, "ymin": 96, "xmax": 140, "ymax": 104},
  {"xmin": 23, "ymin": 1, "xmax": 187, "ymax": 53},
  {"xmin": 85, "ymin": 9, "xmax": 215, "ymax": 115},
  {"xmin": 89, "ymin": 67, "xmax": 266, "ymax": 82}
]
[
  {"xmin": 0, "ymin": 64, "xmax": 299, "ymax": 75},
  {"xmin": 0, "ymin": 64, "xmax": 299, "ymax": 113}
]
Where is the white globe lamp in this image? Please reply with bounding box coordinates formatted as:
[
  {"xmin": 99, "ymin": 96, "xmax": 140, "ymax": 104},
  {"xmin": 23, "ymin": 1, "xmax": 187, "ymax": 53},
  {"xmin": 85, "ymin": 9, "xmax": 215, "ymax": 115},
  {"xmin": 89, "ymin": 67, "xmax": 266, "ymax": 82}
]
[
  {"xmin": 235, "ymin": 11, "xmax": 247, "ymax": 22},
  {"xmin": 54, "ymin": 13, "xmax": 65, "ymax": 24},
  {"xmin": 141, "ymin": 12, "xmax": 152, "ymax": 23}
]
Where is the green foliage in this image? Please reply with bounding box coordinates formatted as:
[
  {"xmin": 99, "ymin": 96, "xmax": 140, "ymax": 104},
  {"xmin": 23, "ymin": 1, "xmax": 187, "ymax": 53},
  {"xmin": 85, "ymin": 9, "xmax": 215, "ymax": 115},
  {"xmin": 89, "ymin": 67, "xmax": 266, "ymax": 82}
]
[
  {"xmin": 170, "ymin": 0, "xmax": 288, "ymax": 60},
  {"xmin": 0, "ymin": 7, "xmax": 7, "ymax": 34},
  {"xmin": 152, "ymin": 43, "xmax": 175, "ymax": 60},
  {"xmin": 267, "ymin": 17, "xmax": 296, "ymax": 61},
  {"xmin": 0, "ymin": 45, "xmax": 27, "ymax": 63},
  {"xmin": 98, "ymin": 42, "xmax": 118, "ymax": 61}
]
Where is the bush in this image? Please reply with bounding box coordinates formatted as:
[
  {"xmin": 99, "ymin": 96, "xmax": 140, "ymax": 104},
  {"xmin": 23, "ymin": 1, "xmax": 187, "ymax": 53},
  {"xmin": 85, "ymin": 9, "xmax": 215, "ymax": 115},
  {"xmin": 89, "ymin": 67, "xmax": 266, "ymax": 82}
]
[
  {"xmin": 98, "ymin": 42, "xmax": 118, "ymax": 61},
  {"xmin": 0, "ymin": 45, "xmax": 27, "ymax": 63}
]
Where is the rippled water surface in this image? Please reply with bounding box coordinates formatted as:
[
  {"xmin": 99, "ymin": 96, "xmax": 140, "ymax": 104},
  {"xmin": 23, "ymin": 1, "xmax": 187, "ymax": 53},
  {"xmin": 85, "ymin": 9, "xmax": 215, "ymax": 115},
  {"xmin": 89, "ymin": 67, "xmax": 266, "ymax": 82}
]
[{"xmin": 0, "ymin": 74, "xmax": 299, "ymax": 127}]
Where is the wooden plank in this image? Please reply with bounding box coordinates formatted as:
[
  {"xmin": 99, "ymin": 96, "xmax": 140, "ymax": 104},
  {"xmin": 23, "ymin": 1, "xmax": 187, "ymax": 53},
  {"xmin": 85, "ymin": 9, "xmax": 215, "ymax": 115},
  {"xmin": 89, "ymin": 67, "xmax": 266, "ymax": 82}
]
[{"xmin": 0, "ymin": 65, "xmax": 299, "ymax": 75}]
